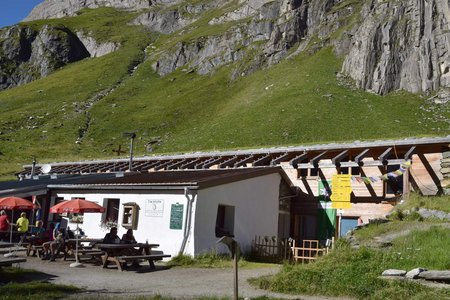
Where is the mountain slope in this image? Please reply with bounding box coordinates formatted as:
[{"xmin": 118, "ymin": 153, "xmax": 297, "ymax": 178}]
[{"xmin": 0, "ymin": 0, "xmax": 449, "ymax": 178}]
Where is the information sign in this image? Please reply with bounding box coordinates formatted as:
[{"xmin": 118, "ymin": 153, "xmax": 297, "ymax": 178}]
[{"xmin": 170, "ymin": 203, "xmax": 184, "ymax": 230}]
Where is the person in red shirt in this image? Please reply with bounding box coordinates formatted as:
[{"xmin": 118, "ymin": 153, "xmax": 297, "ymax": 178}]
[{"xmin": 0, "ymin": 210, "xmax": 10, "ymax": 241}]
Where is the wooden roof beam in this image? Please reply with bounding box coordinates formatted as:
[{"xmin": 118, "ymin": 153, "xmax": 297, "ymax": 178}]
[
  {"xmin": 179, "ymin": 158, "xmax": 204, "ymax": 169},
  {"xmin": 153, "ymin": 160, "xmax": 175, "ymax": 171},
  {"xmin": 290, "ymin": 153, "xmax": 308, "ymax": 169},
  {"xmin": 235, "ymin": 155, "xmax": 255, "ymax": 168},
  {"xmin": 271, "ymin": 153, "xmax": 289, "ymax": 165},
  {"xmin": 252, "ymin": 154, "xmax": 272, "ymax": 166},
  {"xmin": 378, "ymin": 147, "xmax": 393, "ymax": 165},
  {"xmin": 310, "ymin": 151, "xmax": 327, "ymax": 167},
  {"xmin": 355, "ymin": 149, "xmax": 370, "ymax": 165},
  {"xmin": 331, "ymin": 150, "xmax": 348, "ymax": 166},
  {"xmin": 404, "ymin": 146, "xmax": 416, "ymax": 160},
  {"xmin": 166, "ymin": 159, "xmax": 191, "ymax": 170},
  {"xmin": 199, "ymin": 157, "xmax": 225, "ymax": 169},
  {"xmin": 219, "ymin": 156, "xmax": 239, "ymax": 168}
]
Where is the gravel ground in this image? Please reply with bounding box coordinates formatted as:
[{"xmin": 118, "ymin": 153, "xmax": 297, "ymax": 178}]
[{"xmin": 10, "ymin": 255, "xmax": 347, "ymax": 299}]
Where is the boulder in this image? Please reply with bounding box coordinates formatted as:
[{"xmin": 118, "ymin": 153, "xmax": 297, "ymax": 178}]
[
  {"xmin": 405, "ymin": 268, "xmax": 427, "ymax": 279},
  {"xmin": 382, "ymin": 269, "xmax": 407, "ymax": 277},
  {"xmin": 418, "ymin": 271, "xmax": 450, "ymax": 282}
]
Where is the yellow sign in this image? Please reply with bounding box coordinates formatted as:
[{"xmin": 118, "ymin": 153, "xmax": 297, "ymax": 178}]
[
  {"xmin": 332, "ymin": 201, "xmax": 352, "ymax": 209},
  {"xmin": 330, "ymin": 174, "xmax": 352, "ymax": 203}
]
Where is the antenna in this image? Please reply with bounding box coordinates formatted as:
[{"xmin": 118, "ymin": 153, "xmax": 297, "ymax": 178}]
[{"xmin": 41, "ymin": 164, "xmax": 52, "ymax": 174}]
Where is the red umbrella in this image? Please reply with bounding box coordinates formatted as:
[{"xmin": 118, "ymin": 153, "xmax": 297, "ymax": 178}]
[
  {"xmin": 49, "ymin": 198, "xmax": 105, "ymax": 214},
  {"xmin": 0, "ymin": 196, "xmax": 35, "ymax": 251},
  {"xmin": 0, "ymin": 196, "xmax": 35, "ymax": 210},
  {"xmin": 49, "ymin": 198, "xmax": 105, "ymax": 267}
]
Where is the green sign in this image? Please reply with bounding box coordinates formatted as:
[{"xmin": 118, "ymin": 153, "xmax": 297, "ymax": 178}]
[{"xmin": 170, "ymin": 204, "xmax": 184, "ymax": 230}]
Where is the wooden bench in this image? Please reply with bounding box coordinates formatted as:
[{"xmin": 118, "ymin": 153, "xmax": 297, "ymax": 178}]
[
  {"xmin": 64, "ymin": 248, "xmax": 105, "ymax": 261},
  {"xmin": 112, "ymin": 254, "xmax": 171, "ymax": 271},
  {"xmin": 0, "ymin": 258, "xmax": 26, "ymax": 268}
]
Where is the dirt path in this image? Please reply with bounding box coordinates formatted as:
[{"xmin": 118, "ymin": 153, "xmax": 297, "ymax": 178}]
[{"xmin": 18, "ymin": 256, "xmax": 347, "ymax": 299}]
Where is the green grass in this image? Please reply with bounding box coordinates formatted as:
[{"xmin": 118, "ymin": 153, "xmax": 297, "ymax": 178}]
[
  {"xmin": 0, "ymin": 267, "xmax": 79, "ymax": 299},
  {"xmin": 399, "ymin": 193, "xmax": 450, "ymax": 213},
  {"xmin": 0, "ymin": 4, "xmax": 449, "ymax": 179},
  {"xmin": 252, "ymin": 225, "xmax": 450, "ymax": 299},
  {"xmin": 167, "ymin": 253, "xmax": 278, "ymax": 269}
]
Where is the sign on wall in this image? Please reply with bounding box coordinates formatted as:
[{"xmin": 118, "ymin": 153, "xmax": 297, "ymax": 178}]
[
  {"xmin": 330, "ymin": 174, "xmax": 352, "ymax": 209},
  {"xmin": 145, "ymin": 199, "xmax": 164, "ymax": 217},
  {"xmin": 170, "ymin": 203, "xmax": 184, "ymax": 230}
]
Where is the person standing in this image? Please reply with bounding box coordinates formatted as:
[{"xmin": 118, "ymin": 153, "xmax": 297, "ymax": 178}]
[
  {"xmin": 0, "ymin": 210, "xmax": 10, "ymax": 241},
  {"xmin": 16, "ymin": 212, "xmax": 29, "ymax": 242}
]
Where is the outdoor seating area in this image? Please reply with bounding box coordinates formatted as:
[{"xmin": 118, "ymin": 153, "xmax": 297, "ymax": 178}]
[
  {"xmin": 97, "ymin": 243, "xmax": 171, "ymax": 271},
  {"xmin": 0, "ymin": 196, "xmax": 170, "ymax": 272}
]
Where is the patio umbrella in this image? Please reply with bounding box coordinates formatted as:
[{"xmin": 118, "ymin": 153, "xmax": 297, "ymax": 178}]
[
  {"xmin": 49, "ymin": 198, "xmax": 105, "ymax": 267},
  {"xmin": 0, "ymin": 196, "xmax": 35, "ymax": 257}
]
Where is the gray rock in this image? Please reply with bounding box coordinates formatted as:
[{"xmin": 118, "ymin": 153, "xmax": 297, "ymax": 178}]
[
  {"xmin": 76, "ymin": 32, "xmax": 120, "ymax": 57},
  {"xmin": 0, "ymin": 24, "xmax": 90, "ymax": 90},
  {"xmin": 132, "ymin": 10, "xmax": 194, "ymax": 34},
  {"xmin": 382, "ymin": 269, "xmax": 407, "ymax": 277},
  {"xmin": 405, "ymin": 268, "xmax": 428, "ymax": 279},
  {"xmin": 418, "ymin": 271, "xmax": 450, "ymax": 281},
  {"xmin": 342, "ymin": 0, "xmax": 450, "ymax": 95},
  {"xmin": 418, "ymin": 208, "xmax": 450, "ymax": 220},
  {"xmin": 23, "ymin": 0, "xmax": 159, "ymax": 21}
]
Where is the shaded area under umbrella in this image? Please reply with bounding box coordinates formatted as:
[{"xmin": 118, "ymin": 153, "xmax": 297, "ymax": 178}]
[
  {"xmin": 0, "ymin": 196, "xmax": 35, "ymax": 257},
  {"xmin": 49, "ymin": 198, "xmax": 105, "ymax": 267}
]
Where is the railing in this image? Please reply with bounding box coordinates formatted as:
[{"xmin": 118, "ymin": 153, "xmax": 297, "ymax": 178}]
[
  {"xmin": 290, "ymin": 239, "xmax": 329, "ymax": 263},
  {"xmin": 250, "ymin": 236, "xmax": 292, "ymax": 262}
]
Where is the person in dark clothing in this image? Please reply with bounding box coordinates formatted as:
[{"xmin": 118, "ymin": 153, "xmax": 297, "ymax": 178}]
[
  {"xmin": 121, "ymin": 229, "xmax": 137, "ymax": 244},
  {"xmin": 103, "ymin": 227, "xmax": 120, "ymax": 244}
]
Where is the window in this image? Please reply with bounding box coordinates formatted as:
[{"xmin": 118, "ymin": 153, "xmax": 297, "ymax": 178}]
[
  {"xmin": 122, "ymin": 202, "xmax": 139, "ymax": 230},
  {"xmin": 215, "ymin": 204, "xmax": 235, "ymax": 237},
  {"xmin": 104, "ymin": 198, "xmax": 120, "ymax": 223}
]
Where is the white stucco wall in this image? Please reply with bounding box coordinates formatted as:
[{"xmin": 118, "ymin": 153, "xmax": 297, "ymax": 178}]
[
  {"xmin": 53, "ymin": 190, "xmax": 189, "ymax": 258},
  {"xmin": 192, "ymin": 173, "xmax": 281, "ymax": 255}
]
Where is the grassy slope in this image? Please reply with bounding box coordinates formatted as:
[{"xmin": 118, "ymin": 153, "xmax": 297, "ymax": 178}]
[
  {"xmin": 254, "ymin": 225, "xmax": 450, "ymax": 299},
  {"xmin": 0, "ymin": 5, "xmax": 448, "ymax": 178}
]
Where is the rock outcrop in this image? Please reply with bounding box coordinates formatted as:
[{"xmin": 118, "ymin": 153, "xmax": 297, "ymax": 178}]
[
  {"xmin": 76, "ymin": 32, "xmax": 120, "ymax": 57},
  {"xmin": 342, "ymin": 0, "xmax": 450, "ymax": 95},
  {"xmin": 0, "ymin": 25, "xmax": 90, "ymax": 90},
  {"xmin": 24, "ymin": 0, "xmax": 153, "ymax": 21},
  {"xmin": 11, "ymin": 0, "xmax": 450, "ymax": 96},
  {"xmin": 151, "ymin": 0, "xmax": 331, "ymax": 77}
]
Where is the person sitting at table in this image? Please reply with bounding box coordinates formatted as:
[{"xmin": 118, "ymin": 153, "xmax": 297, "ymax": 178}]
[
  {"xmin": 121, "ymin": 229, "xmax": 137, "ymax": 244},
  {"xmin": 43, "ymin": 223, "xmax": 55, "ymax": 242},
  {"xmin": 42, "ymin": 223, "xmax": 64, "ymax": 260},
  {"xmin": 31, "ymin": 220, "xmax": 46, "ymax": 241},
  {"xmin": 104, "ymin": 227, "xmax": 140, "ymax": 267},
  {"xmin": 103, "ymin": 227, "xmax": 121, "ymax": 244}
]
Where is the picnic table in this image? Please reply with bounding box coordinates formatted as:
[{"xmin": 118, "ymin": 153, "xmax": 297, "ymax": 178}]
[
  {"xmin": 64, "ymin": 238, "xmax": 104, "ymax": 261},
  {"xmin": 96, "ymin": 243, "xmax": 170, "ymax": 271}
]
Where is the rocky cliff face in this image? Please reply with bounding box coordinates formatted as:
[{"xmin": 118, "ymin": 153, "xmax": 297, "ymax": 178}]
[
  {"xmin": 342, "ymin": 0, "xmax": 450, "ymax": 95},
  {"xmin": 10, "ymin": 0, "xmax": 450, "ymax": 96},
  {"xmin": 0, "ymin": 25, "xmax": 90, "ymax": 90},
  {"xmin": 0, "ymin": 24, "xmax": 120, "ymax": 90}
]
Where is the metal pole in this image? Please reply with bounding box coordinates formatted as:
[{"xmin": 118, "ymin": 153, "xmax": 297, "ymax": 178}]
[
  {"xmin": 233, "ymin": 241, "xmax": 238, "ymax": 300},
  {"xmin": 31, "ymin": 157, "xmax": 36, "ymax": 178},
  {"xmin": 129, "ymin": 136, "xmax": 134, "ymax": 171}
]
